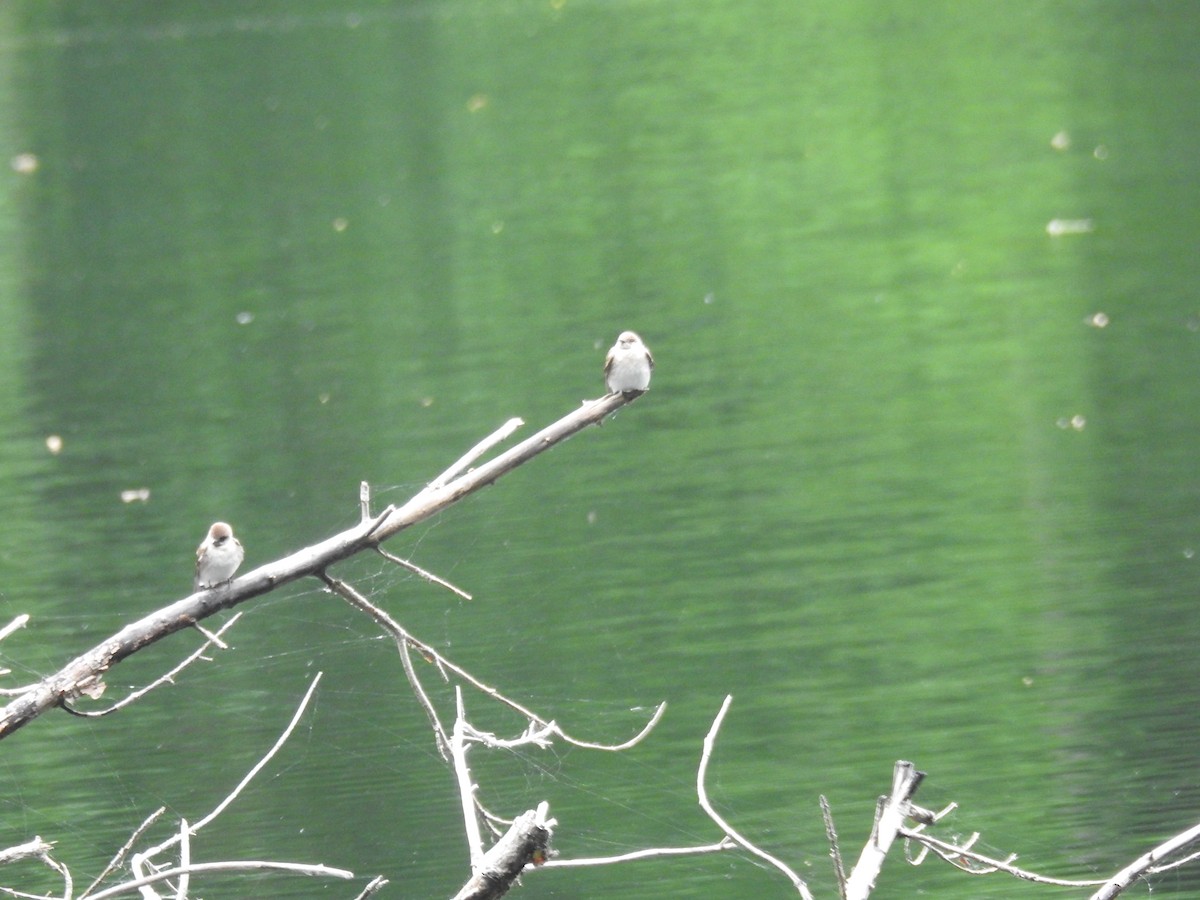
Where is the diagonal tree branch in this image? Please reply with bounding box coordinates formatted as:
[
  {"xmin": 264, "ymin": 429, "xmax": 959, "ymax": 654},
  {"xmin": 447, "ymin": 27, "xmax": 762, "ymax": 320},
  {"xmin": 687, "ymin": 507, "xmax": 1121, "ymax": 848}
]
[{"xmin": 0, "ymin": 392, "xmax": 638, "ymax": 741}]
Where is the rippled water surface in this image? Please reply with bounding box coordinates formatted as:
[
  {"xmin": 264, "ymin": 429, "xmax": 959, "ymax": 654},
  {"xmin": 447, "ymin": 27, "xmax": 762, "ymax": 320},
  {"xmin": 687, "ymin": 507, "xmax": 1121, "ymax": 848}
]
[{"xmin": 1, "ymin": 3, "xmax": 1199, "ymax": 898}]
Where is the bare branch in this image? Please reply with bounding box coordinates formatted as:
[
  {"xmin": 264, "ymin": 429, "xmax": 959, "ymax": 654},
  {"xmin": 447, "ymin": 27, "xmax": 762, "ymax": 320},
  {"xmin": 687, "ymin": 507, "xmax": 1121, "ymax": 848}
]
[
  {"xmin": 1148, "ymin": 845, "xmax": 1200, "ymax": 874},
  {"xmin": 1088, "ymin": 820, "xmax": 1200, "ymax": 899},
  {"xmin": 422, "ymin": 418, "xmax": 525, "ymax": 494},
  {"xmin": 350, "ymin": 875, "xmax": 390, "ymax": 899},
  {"xmin": 321, "ymin": 574, "xmax": 452, "ymax": 755},
  {"xmin": 322, "ymin": 572, "xmax": 664, "ymax": 753},
  {"xmin": 376, "ymin": 546, "xmax": 472, "ymax": 601},
  {"xmin": 374, "ymin": 393, "xmax": 631, "ymax": 545},
  {"xmin": 62, "ymin": 615, "xmax": 242, "ymax": 718},
  {"xmin": 821, "ymin": 795, "xmax": 848, "ymax": 900},
  {"xmin": 902, "ymin": 828, "xmax": 1100, "ymax": 886},
  {"xmin": 0, "ymin": 392, "xmax": 637, "ymax": 741},
  {"xmin": 0, "ymin": 838, "xmax": 71, "ymax": 900},
  {"xmin": 82, "ymin": 860, "xmax": 354, "ymax": 900},
  {"xmin": 359, "ymin": 481, "xmax": 372, "ymax": 523},
  {"xmin": 0, "ymin": 615, "xmax": 29, "ymax": 644},
  {"xmin": 0, "ymin": 838, "xmax": 54, "ymax": 866},
  {"xmin": 0, "ymin": 616, "xmax": 32, "ymax": 692},
  {"xmin": 82, "ymin": 809, "xmax": 166, "ymax": 897},
  {"xmin": 844, "ymin": 761, "xmax": 925, "ymax": 900},
  {"xmin": 450, "ymin": 803, "xmax": 556, "ymax": 900},
  {"xmin": 175, "ymin": 819, "xmax": 190, "ymax": 900},
  {"xmin": 553, "ymin": 702, "xmax": 667, "ymax": 752},
  {"xmin": 543, "ymin": 838, "xmax": 737, "ymax": 867},
  {"xmin": 696, "ymin": 696, "xmax": 814, "ymax": 899},
  {"xmin": 44, "ymin": 851, "xmax": 71, "ymax": 900},
  {"xmin": 452, "ymin": 688, "xmax": 486, "ymax": 871},
  {"xmin": 133, "ymin": 674, "xmax": 323, "ymax": 866}
]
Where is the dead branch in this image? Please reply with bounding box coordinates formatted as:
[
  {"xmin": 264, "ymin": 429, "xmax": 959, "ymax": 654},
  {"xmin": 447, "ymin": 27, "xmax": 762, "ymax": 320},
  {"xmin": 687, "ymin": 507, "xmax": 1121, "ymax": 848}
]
[
  {"xmin": 1088, "ymin": 820, "xmax": 1200, "ymax": 900},
  {"xmin": 321, "ymin": 572, "xmax": 666, "ymax": 755},
  {"xmin": 0, "ymin": 673, "xmax": 384, "ymax": 900},
  {"xmin": 0, "ymin": 836, "xmax": 54, "ymax": 867},
  {"xmin": 882, "ymin": 768, "xmax": 1200, "ymax": 898},
  {"xmin": 80, "ymin": 808, "xmax": 165, "ymax": 897},
  {"xmin": 450, "ymin": 803, "xmax": 556, "ymax": 900},
  {"xmin": 131, "ymin": 674, "xmax": 324, "ymax": 873},
  {"xmin": 902, "ymin": 827, "xmax": 1101, "ymax": 887},
  {"xmin": 0, "ymin": 615, "xmax": 28, "ymax": 645},
  {"xmin": 351, "ymin": 875, "xmax": 390, "ymax": 899},
  {"xmin": 0, "ymin": 834, "xmax": 70, "ymax": 899},
  {"xmin": 821, "ymin": 795, "xmax": 848, "ymax": 900},
  {"xmin": 843, "ymin": 760, "xmax": 925, "ymax": 900},
  {"xmin": 81, "ymin": 860, "xmax": 356, "ymax": 900},
  {"xmin": 697, "ymin": 695, "xmax": 815, "ymax": 899},
  {"xmin": 451, "ymin": 688, "xmax": 487, "ymax": 870},
  {"xmin": 376, "ymin": 546, "xmax": 472, "ymax": 601},
  {"xmin": 60, "ymin": 614, "xmax": 242, "ymax": 718},
  {"xmin": 0, "ymin": 392, "xmax": 636, "ymax": 741},
  {"xmin": 541, "ymin": 839, "xmax": 737, "ymax": 868}
]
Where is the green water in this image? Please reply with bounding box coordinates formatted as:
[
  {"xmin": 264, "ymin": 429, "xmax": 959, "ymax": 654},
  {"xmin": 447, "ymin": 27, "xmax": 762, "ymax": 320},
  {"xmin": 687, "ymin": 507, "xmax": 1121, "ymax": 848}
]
[{"xmin": 0, "ymin": 2, "xmax": 1199, "ymax": 898}]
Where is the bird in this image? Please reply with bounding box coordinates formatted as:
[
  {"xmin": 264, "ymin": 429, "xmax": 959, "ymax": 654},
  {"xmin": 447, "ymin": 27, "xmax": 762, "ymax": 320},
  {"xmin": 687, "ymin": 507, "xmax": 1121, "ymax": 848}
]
[
  {"xmin": 194, "ymin": 522, "xmax": 245, "ymax": 591},
  {"xmin": 604, "ymin": 331, "xmax": 654, "ymax": 395}
]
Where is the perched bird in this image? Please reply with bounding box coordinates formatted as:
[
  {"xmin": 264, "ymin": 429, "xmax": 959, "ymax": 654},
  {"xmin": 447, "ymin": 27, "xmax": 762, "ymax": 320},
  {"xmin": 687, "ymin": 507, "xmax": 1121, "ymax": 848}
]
[
  {"xmin": 194, "ymin": 522, "xmax": 244, "ymax": 591},
  {"xmin": 604, "ymin": 330, "xmax": 654, "ymax": 395}
]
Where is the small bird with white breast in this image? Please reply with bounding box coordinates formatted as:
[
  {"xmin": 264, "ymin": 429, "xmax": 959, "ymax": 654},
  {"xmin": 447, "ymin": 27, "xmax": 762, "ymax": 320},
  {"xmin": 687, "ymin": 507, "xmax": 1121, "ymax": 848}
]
[
  {"xmin": 604, "ymin": 330, "xmax": 654, "ymax": 396},
  {"xmin": 194, "ymin": 521, "xmax": 245, "ymax": 591}
]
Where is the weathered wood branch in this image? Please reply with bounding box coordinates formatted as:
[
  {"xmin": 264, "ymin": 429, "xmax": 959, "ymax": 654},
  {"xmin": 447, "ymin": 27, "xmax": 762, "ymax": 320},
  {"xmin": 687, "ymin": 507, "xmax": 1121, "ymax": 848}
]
[
  {"xmin": 450, "ymin": 803, "xmax": 556, "ymax": 900},
  {"xmin": 844, "ymin": 760, "xmax": 925, "ymax": 900},
  {"xmin": 1089, "ymin": 821, "xmax": 1200, "ymax": 900},
  {"xmin": 0, "ymin": 392, "xmax": 637, "ymax": 741}
]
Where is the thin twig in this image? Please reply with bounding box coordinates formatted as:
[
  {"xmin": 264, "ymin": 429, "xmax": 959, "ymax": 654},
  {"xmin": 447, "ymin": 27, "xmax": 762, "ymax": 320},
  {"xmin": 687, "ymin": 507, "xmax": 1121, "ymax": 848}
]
[
  {"xmin": 44, "ymin": 849, "xmax": 72, "ymax": 900},
  {"xmin": 543, "ymin": 838, "xmax": 737, "ymax": 867},
  {"xmin": 133, "ymin": 674, "xmax": 323, "ymax": 866},
  {"xmin": 62, "ymin": 615, "xmax": 242, "ymax": 718},
  {"xmin": 452, "ymin": 688, "xmax": 486, "ymax": 871},
  {"xmin": 1, "ymin": 393, "xmax": 636, "ymax": 741},
  {"xmin": 373, "ymin": 393, "xmax": 631, "ymax": 546},
  {"xmin": 321, "ymin": 574, "xmax": 451, "ymax": 755},
  {"xmin": 821, "ymin": 795, "xmax": 848, "ymax": 900},
  {"xmin": 322, "ymin": 574, "xmax": 665, "ymax": 752},
  {"xmin": 191, "ymin": 622, "xmax": 229, "ymax": 651},
  {"xmin": 0, "ymin": 837, "xmax": 54, "ymax": 866},
  {"xmin": 696, "ymin": 696, "xmax": 814, "ymax": 900},
  {"xmin": 902, "ymin": 828, "xmax": 1103, "ymax": 887},
  {"xmin": 0, "ymin": 837, "xmax": 71, "ymax": 900},
  {"xmin": 375, "ymin": 546, "xmax": 472, "ymax": 601},
  {"xmin": 422, "ymin": 418, "xmax": 525, "ymax": 494},
  {"xmin": 82, "ymin": 808, "xmax": 166, "ymax": 897},
  {"xmin": 400, "ymin": 639, "xmax": 451, "ymax": 757},
  {"xmin": 0, "ymin": 615, "xmax": 29, "ymax": 643},
  {"xmin": 1150, "ymin": 845, "xmax": 1200, "ymax": 873},
  {"xmin": 349, "ymin": 875, "xmax": 390, "ymax": 899},
  {"xmin": 175, "ymin": 818, "xmax": 190, "ymax": 900},
  {"xmin": 0, "ymin": 616, "xmax": 33, "ymax": 693},
  {"xmin": 83, "ymin": 860, "xmax": 354, "ymax": 900},
  {"xmin": 463, "ymin": 720, "xmax": 556, "ymax": 751},
  {"xmin": 1088, "ymin": 818, "xmax": 1200, "ymax": 898}
]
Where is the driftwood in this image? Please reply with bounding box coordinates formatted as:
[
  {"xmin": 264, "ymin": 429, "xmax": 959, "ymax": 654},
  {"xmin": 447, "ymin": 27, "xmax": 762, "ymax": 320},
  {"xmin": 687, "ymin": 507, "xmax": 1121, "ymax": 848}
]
[{"xmin": 0, "ymin": 391, "xmax": 636, "ymax": 741}]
